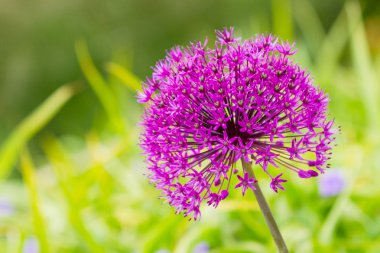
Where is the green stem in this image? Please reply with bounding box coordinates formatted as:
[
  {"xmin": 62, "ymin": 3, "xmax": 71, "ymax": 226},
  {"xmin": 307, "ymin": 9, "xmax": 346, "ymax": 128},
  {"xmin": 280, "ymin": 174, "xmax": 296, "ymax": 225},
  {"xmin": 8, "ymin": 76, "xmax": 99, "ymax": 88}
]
[{"xmin": 241, "ymin": 159, "xmax": 288, "ymax": 253}]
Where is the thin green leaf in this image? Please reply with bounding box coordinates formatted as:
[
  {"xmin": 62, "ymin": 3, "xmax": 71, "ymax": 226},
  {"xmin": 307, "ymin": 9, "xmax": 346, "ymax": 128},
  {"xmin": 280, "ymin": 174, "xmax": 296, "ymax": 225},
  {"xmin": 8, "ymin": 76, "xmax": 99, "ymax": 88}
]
[
  {"xmin": 215, "ymin": 242, "xmax": 267, "ymax": 253},
  {"xmin": 75, "ymin": 40, "xmax": 124, "ymax": 133},
  {"xmin": 0, "ymin": 83, "xmax": 79, "ymax": 180},
  {"xmin": 293, "ymin": 0, "xmax": 325, "ymax": 55},
  {"xmin": 346, "ymin": 0, "xmax": 380, "ymax": 135},
  {"xmin": 218, "ymin": 200, "xmax": 258, "ymax": 211},
  {"xmin": 271, "ymin": 0, "xmax": 293, "ymax": 40},
  {"xmin": 173, "ymin": 226, "xmax": 215, "ymax": 253},
  {"xmin": 315, "ymin": 6, "xmax": 350, "ymax": 83},
  {"xmin": 42, "ymin": 136, "xmax": 105, "ymax": 253},
  {"xmin": 20, "ymin": 150, "xmax": 50, "ymax": 253},
  {"xmin": 141, "ymin": 215, "xmax": 183, "ymax": 253},
  {"xmin": 106, "ymin": 62, "xmax": 141, "ymax": 92}
]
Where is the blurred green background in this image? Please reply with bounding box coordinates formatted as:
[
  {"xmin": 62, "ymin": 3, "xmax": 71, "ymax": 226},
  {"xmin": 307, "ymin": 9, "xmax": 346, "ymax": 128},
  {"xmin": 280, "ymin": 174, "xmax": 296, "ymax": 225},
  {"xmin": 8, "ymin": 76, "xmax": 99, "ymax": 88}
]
[{"xmin": 1, "ymin": 0, "xmax": 380, "ymax": 252}]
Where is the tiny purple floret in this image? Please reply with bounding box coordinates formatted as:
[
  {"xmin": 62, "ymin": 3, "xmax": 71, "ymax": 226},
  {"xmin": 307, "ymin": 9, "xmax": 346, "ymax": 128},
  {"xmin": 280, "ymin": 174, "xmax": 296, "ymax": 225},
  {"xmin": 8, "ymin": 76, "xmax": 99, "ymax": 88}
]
[
  {"xmin": 270, "ymin": 173, "xmax": 287, "ymax": 193},
  {"xmin": 235, "ymin": 172, "xmax": 257, "ymax": 196}
]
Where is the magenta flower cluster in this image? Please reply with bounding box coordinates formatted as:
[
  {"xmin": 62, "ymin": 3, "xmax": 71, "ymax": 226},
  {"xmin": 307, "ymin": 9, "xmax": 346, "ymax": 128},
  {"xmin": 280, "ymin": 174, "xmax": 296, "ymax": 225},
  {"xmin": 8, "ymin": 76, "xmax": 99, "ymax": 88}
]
[{"xmin": 139, "ymin": 28, "xmax": 336, "ymax": 220}]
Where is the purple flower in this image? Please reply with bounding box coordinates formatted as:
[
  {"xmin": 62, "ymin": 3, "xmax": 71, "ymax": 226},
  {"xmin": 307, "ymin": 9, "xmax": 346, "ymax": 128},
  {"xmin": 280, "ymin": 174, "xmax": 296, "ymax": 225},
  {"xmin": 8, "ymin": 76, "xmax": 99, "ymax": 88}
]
[
  {"xmin": 255, "ymin": 146, "xmax": 279, "ymax": 171},
  {"xmin": 193, "ymin": 241, "xmax": 210, "ymax": 253},
  {"xmin": 235, "ymin": 172, "xmax": 257, "ymax": 195},
  {"xmin": 23, "ymin": 237, "xmax": 39, "ymax": 253},
  {"xmin": 139, "ymin": 28, "xmax": 337, "ymax": 220},
  {"xmin": 0, "ymin": 200, "xmax": 14, "ymax": 217},
  {"xmin": 270, "ymin": 173, "xmax": 287, "ymax": 193},
  {"xmin": 298, "ymin": 169, "xmax": 319, "ymax": 178},
  {"xmin": 318, "ymin": 169, "xmax": 346, "ymax": 197}
]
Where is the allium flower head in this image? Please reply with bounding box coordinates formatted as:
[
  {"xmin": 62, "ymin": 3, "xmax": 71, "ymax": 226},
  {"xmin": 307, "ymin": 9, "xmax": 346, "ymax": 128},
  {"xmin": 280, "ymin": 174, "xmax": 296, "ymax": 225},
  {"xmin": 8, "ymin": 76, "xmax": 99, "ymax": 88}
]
[{"xmin": 139, "ymin": 28, "xmax": 337, "ymax": 220}]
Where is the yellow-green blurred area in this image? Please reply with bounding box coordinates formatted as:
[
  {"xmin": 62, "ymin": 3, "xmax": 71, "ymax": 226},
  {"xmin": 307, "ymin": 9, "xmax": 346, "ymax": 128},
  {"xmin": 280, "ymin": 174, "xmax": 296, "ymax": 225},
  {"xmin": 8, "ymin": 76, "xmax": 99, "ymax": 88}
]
[{"xmin": 1, "ymin": 0, "xmax": 380, "ymax": 252}]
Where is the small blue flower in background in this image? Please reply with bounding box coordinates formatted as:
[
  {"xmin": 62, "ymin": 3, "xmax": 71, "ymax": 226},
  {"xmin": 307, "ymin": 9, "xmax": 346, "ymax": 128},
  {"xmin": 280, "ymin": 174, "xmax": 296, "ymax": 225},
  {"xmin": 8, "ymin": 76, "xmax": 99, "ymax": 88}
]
[
  {"xmin": 318, "ymin": 169, "xmax": 346, "ymax": 197},
  {"xmin": 0, "ymin": 199, "xmax": 14, "ymax": 217},
  {"xmin": 192, "ymin": 241, "xmax": 210, "ymax": 253},
  {"xmin": 23, "ymin": 237, "xmax": 39, "ymax": 253}
]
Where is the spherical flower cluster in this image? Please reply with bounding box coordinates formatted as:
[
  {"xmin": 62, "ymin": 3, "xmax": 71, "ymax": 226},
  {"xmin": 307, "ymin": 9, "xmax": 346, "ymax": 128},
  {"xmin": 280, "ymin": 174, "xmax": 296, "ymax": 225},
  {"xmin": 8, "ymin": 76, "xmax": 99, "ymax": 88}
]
[{"xmin": 139, "ymin": 28, "xmax": 337, "ymax": 220}]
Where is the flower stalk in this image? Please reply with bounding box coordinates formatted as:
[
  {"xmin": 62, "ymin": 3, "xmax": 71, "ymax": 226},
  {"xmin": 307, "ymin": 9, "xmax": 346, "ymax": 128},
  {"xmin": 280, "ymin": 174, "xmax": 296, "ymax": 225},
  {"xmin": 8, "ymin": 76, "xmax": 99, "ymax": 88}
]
[{"xmin": 241, "ymin": 159, "xmax": 288, "ymax": 253}]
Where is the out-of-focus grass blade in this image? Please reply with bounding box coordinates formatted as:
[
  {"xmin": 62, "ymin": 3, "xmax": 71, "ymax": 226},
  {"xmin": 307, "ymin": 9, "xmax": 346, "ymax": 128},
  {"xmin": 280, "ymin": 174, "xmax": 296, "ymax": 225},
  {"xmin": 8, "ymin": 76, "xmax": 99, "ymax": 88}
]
[
  {"xmin": 106, "ymin": 62, "xmax": 141, "ymax": 92},
  {"xmin": 218, "ymin": 200, "xmax": 258, "ymax": 211},
  {"xmin": 216, "ymin": 242, "xmax": 267, "ymax": 253},
  {"xmin": 315, "ymin": 6, "xmax": 350, "ymax": 83},
  {"xmin": 85, "ymin": 130, "xmax": 133, "ymax": 172},
  {"xmin": 5, "ymin": 225, "xmax": 25, "ymax": 253},
  {"xmin": 15, "ymin": 232, "xmax": 25, "ymax": 253},
  {"xmin": 141, "ymin": 215, "xmax": 183, "ymax": 253},
  {"xmin": 318, "ymin": 189, "xmax": 351, "ymax": 245},
  {"xmin": 42, "ymin": 136, "xmax": 105, "ymax": 253},
  {"xmin": 173, "ymin": 226, "xmax": 214, "ymax": 253},
  {"xmin": 75, "ymin": 40, "xmax": 124, "ymax": 133},
  {"xmin": 0, "ymin": 83, "xmax": 79, "ymax": 181},
  {"xmin": 346, "ymin": 0, "xmax": 380, "ymax": 136},
  {"xmin": 271, "ymin": 0, "xmax": 293, "ymax": 40},
  {"xmin": 293, "ymin": 0, "xmax": 325, "ymax": 55},
  {"xmin": 20, "ymin": 150, "xmax": 50, "ymax": 253},
  {"xmin": 318, "ymin": 144, "xmax": 364, "ymax": 245}
]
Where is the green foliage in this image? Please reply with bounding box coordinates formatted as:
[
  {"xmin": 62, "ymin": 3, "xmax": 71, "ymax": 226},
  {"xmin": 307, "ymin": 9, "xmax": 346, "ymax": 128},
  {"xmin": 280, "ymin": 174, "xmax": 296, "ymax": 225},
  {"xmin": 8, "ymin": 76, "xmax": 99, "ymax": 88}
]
[
  {"xmin": 1, "ymin": 0, "xmax": 380, "ymax": 252},
  {"xmin": 0, "ymin": 83, "xmax": 80, "ymax": 180},
  {"xmin": 21, "ymin": 150, "xmax": 50, "ymax": 253}
]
